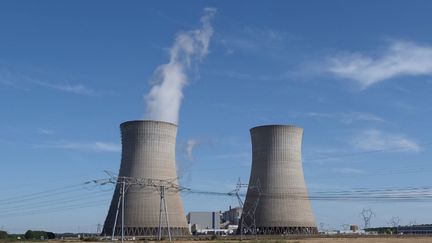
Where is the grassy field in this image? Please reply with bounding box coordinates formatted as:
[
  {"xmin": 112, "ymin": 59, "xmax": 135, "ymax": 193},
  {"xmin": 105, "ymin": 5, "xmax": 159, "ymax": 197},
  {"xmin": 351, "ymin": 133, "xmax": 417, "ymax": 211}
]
[{"xmin": 21, "ymin": 236, "xmax": 431, "ymax": 243}]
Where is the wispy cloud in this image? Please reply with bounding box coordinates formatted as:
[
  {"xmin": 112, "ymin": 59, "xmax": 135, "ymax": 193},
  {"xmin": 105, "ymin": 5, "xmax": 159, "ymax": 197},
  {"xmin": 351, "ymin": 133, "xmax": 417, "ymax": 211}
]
[
  {"xmin": 390, "ymin": 100, "xmax": 419, "ymax": 111},
  {"xmin": 219, "ymin": 26, "xmax": 293, "ymax": 56},
  {"xmin": 185, "ymin": 139, "xmax": 198, "ymax": 161},
  {"xmin": 178, "ymin": 138, "xmax": 201, "ymax": 162},
  {"xmin": 332, "ymin": 167, "xmax": 364, "ymax": 174},
  {"xmin": 0, "ymin": 138, "xmax": 14, "ymax": 145},
  {"xmin": 0, "ymin": 74, "xmax": 16, "ymax": 86},
  {"xmin": 207, "ymin": 152, "xmax": 251, "ymax": 162},
  {"xmin": 34, "ymin": 141, "xmax": 121, "ymax": 152},
  {"xmin": 37, "ymin": 128, "xmax": 55, "ymax": 135},
  {"xmin": 301, "ymin": 112, "xmax": 385, "ymax": 124},
  {"xmin": 205, "ymin": 70, "xmax": 273, "ymax": 81},
  {"xmin": 0, "ymin": 64, "xmax": 96, "ymax": 95},
  {"xmin": 32, "ymin": 80, "xmax": 95, "ymax": 95},
  {"xmin": 203, "ymin": 69, "xmax": 291, "ymax": 83},
  {"xmin": 0, "ymin": 69, "xmax": 32, "ymax": 91},
  {"xmin": 176, "ymin": 138, "xmax": 201, "ymax": 184},
  {"xmin": 303, "ymin": 147, "xmax": 350, "ymax": 164},
  {"xmin": 325, "ymin": 40, "xmax": 432, "ymax": 89},
  {"xmin": 352, "ymin": 129, "xmax": 420, "ymax": 152},
  {"xmin": 92, "ymin": 142, "xmax": 121, "ymax": 152}
]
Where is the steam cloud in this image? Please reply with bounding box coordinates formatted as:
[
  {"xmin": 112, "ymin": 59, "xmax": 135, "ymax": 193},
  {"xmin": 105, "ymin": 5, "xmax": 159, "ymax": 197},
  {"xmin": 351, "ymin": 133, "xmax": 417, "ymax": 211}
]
[
  {"xmin": 144, "ymin": 8, "xmax": 216, "ymax": 124},
  {"xmin": 186, "ymin": 139, "xmax": 198, "ymax": 161}
]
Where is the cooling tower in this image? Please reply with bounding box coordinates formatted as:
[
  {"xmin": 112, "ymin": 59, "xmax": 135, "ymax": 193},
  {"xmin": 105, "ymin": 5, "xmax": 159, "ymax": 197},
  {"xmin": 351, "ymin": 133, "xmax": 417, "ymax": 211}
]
[
  {"xmin": 240, "ymin": 125, "xmax": 317, "ymax": 235},
  {"xmin": 102, "ymin": 120, "xmax": 189, "ymax": 236}
]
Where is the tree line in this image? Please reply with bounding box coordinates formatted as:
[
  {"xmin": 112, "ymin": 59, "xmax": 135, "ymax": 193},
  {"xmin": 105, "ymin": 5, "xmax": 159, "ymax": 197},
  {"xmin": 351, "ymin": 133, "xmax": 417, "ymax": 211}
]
[{"xmin": 0, "ymin": 230, "xmax": 55, "ymax": 241}]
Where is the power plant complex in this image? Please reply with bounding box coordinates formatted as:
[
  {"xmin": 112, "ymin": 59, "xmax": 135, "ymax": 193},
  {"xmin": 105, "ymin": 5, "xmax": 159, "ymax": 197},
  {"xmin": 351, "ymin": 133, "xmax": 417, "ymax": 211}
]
[{"xmin": 103, "ymin": 121, "xmax": 316, "ymax": 237}]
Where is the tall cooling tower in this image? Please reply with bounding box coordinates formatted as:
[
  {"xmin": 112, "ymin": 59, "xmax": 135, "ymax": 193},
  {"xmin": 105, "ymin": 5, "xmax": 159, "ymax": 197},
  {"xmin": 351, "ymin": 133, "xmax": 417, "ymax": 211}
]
[
  {"xmin": 240, "ymin": 125, "xmax": 317, "ymax": 235},
  {"xmin": 102, "ymin": 120, "xmax": 189, "ymax": 236}
]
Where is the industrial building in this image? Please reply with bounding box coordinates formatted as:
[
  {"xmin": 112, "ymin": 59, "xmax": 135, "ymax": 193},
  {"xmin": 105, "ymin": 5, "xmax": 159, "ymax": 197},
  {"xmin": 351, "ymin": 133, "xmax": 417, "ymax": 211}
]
[
  {"xmin": 102, "ymin": 120, "xmax": 190, "ymax": 237},
  {"xmin": 398, "ymin": 225, "xmax": 432, "ymax": 235},
  {"xmin": 222, "ymin": 206, "xmax": 242, "ymax": 227},
  {"xmin": 187, "ymin": 211, "xmax": 221, "ymax": 235},
  {"xmin": 240, "ymin": 125, "xmax": 317, "ymax": 235}
]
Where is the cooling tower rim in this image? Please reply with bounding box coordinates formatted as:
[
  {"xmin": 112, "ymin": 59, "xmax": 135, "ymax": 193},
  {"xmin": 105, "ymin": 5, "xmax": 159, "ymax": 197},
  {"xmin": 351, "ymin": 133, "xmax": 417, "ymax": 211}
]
[
  {"xmin": 250, "ymin": 124, "xmax": 303, "ymax": 131},
  {"xmin": 120, "ymin": 120, "xmax": 177, "ymax": 128}
]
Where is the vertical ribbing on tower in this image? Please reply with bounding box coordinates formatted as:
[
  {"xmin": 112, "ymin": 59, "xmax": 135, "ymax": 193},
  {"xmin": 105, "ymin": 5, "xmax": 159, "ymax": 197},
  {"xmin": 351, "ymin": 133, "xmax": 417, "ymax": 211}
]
[
  {"xmin": 240, "ymin": 125, "xmax": 317, "ymax": 235},
  {"xmin": 102, "ymin": 120, "xmax": 190, "ymax": 237}
]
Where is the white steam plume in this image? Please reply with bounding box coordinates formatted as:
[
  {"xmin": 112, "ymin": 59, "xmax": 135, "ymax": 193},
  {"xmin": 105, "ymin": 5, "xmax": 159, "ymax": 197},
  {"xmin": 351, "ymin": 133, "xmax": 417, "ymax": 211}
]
[
  {"xmin": 186, "ymin": 139, "xmax": 198, "ymax": 161},
  {"xmin": 144, "ymin": 8, "xmax": 216, "ymax": 124}
]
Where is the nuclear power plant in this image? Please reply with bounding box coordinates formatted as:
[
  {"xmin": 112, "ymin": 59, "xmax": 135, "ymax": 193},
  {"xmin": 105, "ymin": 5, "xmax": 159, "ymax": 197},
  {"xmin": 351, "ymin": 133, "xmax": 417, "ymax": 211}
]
[
  {"xmin": 102, "ymin": 120, "xmax": 190, "ymax": 237},
  {"xmin": 102, "ymin": 122, "xmax": 317, "ymax": 238},
  {"xmin": 240, "ymin": 125, "xmax": 317, "ymax": 235}
]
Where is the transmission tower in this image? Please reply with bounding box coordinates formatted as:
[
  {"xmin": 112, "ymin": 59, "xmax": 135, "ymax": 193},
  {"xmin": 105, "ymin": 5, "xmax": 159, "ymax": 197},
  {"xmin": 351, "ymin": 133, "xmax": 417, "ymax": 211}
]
[
  {"xmin": 341, "ymin": 224, "xmax": 350, "ymax": 231},
  {"xmin": 319, "ymin": 222, "xmax": 327, "ymax": 232},
  {"xmin": 96, "ymin": 223, "xmax": 102, "ymax": 235},
  {"xmin": 360, "ymin": 208, "xmax": 375, "ymax": 229},
  {"xmin": 86, "ymin": 174, "xmax": 188, "ymax": 243},
  {"xmin": 228, "ymin": 178, "xmax": 248, "ymax": 208},
  {"xmin": 239, "ymin": 179, "xmax": 262, "ymax": 238},
  {"xmin": 388, "ymin": 216, "xmax": 400, "ymax": 227},
  {"xmin": 158, "ymin": 185, "xmax": 171, "ymax": 241}
]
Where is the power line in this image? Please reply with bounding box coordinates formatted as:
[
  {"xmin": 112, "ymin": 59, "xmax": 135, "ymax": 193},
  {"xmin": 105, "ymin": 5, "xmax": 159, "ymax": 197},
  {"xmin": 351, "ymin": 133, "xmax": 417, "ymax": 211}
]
[
  {"xmin": 0, "ymin": 183, "xmax": 85, "ymax": 204},
  {"xmin": 0, "ymin": 190, "xmax": 111, "ymax": 212},
  {"xmin": 1, "ymin": 179, "xmax": 432, "ymax": 221},
  {"xmin": 0, "ymin": 199, "xmax": 108, "ymax": 218}
]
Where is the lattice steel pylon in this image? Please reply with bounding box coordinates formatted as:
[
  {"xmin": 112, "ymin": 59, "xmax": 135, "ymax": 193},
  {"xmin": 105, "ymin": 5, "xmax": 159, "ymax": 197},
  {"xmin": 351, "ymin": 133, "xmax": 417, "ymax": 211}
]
[
  {"xmin": 86, "ymin": 174, "xmax": 189, "ymax": 243},
  {"xmin": 228, "ymin": 178, "xmax": 248, "ymax": 208},
  {"xmin": 360, "ymin": 208, "xmax": 375, "ymax": 229},
  {"xmin": 158, "ymin": 185, "xmax": 171, "ymax": 241},
  {"xmin": 238, "ymin": 179, "xmax": 262, "ymax": 238}
]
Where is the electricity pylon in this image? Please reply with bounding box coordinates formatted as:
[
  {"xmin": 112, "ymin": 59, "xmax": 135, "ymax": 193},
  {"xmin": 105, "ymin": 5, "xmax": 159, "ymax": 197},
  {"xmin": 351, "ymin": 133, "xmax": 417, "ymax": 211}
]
[{"xmin": 86, "ymin": 174, "xmax": 188, "ymax": 243}]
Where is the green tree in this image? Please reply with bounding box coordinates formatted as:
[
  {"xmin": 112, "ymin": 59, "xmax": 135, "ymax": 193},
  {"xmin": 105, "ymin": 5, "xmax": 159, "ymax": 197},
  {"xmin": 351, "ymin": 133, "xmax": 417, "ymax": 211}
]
[
  {"xmin": 24, "ymin": 230, "xmax": 50, "ymax": 240},
  {"xmin": 0, "ymin": 230, "xmax": 8, "ymax": 239},
  {"xmin": 46, "ymin": 232, "xmax": 55, "ymax": 239}
]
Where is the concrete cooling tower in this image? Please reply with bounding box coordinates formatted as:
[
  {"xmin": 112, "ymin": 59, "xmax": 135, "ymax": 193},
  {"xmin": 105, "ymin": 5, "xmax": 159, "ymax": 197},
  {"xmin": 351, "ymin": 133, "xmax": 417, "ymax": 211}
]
[
  {"xmin": 102, "ymin": 120, "xmax": 189, "ymax": 236},
  {"xmin": 240, "ymin": 125, "xmax": 317, "ymax": 235}
]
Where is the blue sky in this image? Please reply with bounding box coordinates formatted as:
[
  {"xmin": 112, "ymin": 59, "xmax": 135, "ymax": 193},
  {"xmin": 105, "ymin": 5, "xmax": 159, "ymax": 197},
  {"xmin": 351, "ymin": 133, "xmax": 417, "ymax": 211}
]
[{"xmin": 1, "ymin": 0, "xmax": 432, "ymax": 233}]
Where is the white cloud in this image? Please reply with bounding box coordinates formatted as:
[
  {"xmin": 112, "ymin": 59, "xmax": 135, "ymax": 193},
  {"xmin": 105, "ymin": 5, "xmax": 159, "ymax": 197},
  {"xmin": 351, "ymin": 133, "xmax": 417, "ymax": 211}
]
[
  {"xmin": 93, "ymin": 142, "xmax": 121, "ymax": 152},
  {"xmin": 176, "ymin": 138, "xmax": 201, "ymax": 184},
  {"xmin": 204, "ymin": 70, "xmax": 274, "ymax": 81},
  {"xmin": 219, "ymin": 27, "xmax": 292, "ymax": 56},
  {"xmin": 37, "ymin": 128, "xmax": 55, "ymax": 135},
  {"xmin": 0, "ymin": 64, "xmax": 96, "ymax": 95},
  {"xmin": 332, "ymin": 167, "xmax": 364, "ymax": 174},
  {"xmin": 209, "ymin": 152, "xmax": 250, "ymax": 160},
  {"xmin": 302, "ymin": 112, "xmax": 385, "ymax": 124},
  {"xmin": 33, "ymin": 80, "xmax": 94, "ymax": 95},
  {"xmin": 34, "ymin": 141, "xmax": 120, "ymax": 152},
  {"xmin": 326, "ymin": 40, "xmax": 432, "ymax": 89},
  {"xmin": 185, "ymin": 139, "xmax": 198, "ymax": 161},
  {"xmin": 352, "ymin": 129, "xmax": 420, "ymax": 152}
]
